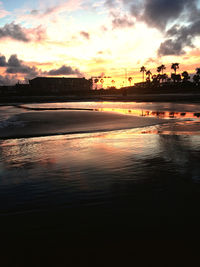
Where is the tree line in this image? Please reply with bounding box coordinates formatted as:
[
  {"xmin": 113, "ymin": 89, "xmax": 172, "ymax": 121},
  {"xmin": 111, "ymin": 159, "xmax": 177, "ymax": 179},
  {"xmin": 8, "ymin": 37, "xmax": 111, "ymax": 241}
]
[
  {"xmin": 140, "ymin": 63, "xmax": 200, "ymax": 85},
  {"xmin": 93, "ymin": 64, "xmax": 200, "ymax": 89}
]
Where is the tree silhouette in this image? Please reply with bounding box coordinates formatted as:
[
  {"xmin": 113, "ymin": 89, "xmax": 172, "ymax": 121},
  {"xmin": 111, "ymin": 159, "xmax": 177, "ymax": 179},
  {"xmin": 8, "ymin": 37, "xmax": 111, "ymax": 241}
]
[
  {"xmin": 182, "ymin": 71, "xmax": 190, "ymax": 82},
  {"xmin": 193, "ymin": 75, "xmax": 200, "ymax": 85},
  {"xmin": 157, "ymin": 66, "xmax": 161, "ymax": 73},
  {"xmin": 171, "ymin": 63, "xmax": 179, "ymax": 74},
  {"xmin": 146, "ymin": 70, "xmax": 152, "ymax": 82},
  {"xmin": 128, "ymin": 77, "xmax": 133, "ymax": 86},
  {"xmin": 171, "ymin": 73, "xmax": 181, "ymax": 83},
  {"xmin": 193, "ymin": 68, "xmax": 200, "ymax": 86},
  {"xmin": 161, "ymin": 73, "xmax": 168, "ymax": 83},
  {"xmin": 157, "ymin": 64, "xmax": 166, "ymax": 74},
  {"xmin": 140, "ymin": 66, "xmax": 146, "ymax": 82},
  {"xmin": 94, "ymin": 78, "xmax": 99, "ymax": 89},
  {"xmin": 196, "ymin": 68, "xmax": 200, "ymax": 75},
  {"xmin": 160, "ymin": 64, "xmax": 166, "ymax": 74},
  {"xmin": 100, "ymin": 78, "xmax": 104, "ymax": 88}
]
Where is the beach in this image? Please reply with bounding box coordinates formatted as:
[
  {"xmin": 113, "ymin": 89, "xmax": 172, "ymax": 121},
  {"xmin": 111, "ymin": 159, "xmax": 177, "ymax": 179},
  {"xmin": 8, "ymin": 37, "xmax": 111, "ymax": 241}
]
[{"xmin": 1, "ymin": 101, "xmax": 200, "ymax": 266}]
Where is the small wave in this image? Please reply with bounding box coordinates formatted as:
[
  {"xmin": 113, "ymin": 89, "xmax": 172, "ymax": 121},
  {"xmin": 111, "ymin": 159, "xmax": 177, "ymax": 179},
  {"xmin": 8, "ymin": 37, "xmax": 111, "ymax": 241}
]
[{"xmin": 15, "ymin": 105, "xmax": 94, "ymax": 112}]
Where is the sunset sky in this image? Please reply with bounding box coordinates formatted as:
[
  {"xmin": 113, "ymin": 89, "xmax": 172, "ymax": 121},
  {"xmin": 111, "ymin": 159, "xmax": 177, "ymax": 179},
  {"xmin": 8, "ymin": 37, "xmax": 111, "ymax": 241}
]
[{"xmin": 0, "ymin": 0, "xmax": 200, "ymax": 87}]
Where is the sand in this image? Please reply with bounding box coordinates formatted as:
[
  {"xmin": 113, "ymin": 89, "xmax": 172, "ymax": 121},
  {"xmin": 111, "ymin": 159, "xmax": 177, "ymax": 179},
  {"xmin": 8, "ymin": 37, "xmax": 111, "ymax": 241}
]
[{"xmin": 0, "ymin": 110, "xmax": 168, "ymax": 139}]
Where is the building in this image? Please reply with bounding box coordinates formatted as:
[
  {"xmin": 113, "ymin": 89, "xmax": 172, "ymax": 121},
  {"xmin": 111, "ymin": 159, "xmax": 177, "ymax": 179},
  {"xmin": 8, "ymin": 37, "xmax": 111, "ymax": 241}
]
[{"xmin": 29, "ymin": 77, "xmax": 92, "ymax": 94}]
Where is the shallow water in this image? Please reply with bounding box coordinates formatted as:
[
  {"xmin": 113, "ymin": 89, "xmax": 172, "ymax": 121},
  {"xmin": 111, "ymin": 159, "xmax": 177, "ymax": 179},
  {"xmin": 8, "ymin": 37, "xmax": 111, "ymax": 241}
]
[{"xmin": 1, "ymin": 102, "xmax": 200, "ymax": 265}]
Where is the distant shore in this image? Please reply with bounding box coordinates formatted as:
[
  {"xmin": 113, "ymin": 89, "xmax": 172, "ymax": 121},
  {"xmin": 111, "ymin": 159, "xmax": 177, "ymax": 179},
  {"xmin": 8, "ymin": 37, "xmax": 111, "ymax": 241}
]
[{"xmin": 1, "ymin": 93, "xmax": 200, "ymax": 104}]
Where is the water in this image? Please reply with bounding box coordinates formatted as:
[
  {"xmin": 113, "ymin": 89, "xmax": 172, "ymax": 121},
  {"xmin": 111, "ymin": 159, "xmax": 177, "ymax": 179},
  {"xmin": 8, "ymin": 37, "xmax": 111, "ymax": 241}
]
[{"xmin": 1, "ymin": 102, "xmax": 200, "ymax": 265}]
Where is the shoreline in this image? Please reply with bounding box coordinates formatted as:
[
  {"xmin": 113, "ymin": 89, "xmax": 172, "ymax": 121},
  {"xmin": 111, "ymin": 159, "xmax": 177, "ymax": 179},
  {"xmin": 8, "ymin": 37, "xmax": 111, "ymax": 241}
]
[
  {"xmin": 0, "ymin": 110, "xmax": 168, "ymax": 139},
  {"xmin": 1, "ymin": 93, "xmax": 200, "ymax": 105}
]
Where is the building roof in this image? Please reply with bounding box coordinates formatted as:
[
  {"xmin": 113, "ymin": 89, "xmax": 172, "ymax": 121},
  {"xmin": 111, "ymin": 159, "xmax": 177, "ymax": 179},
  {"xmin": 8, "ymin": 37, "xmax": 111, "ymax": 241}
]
[{"xmin": 30, "ymin": 77, "xmax": 85, "ymax": 81}]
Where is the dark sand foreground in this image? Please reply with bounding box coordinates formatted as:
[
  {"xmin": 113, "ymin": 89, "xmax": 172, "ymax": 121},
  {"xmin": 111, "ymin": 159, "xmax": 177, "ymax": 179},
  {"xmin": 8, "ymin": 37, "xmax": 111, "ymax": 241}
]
[{"xmin": 0, "ymin": 110, "xmax": 168, "ymax": 139}]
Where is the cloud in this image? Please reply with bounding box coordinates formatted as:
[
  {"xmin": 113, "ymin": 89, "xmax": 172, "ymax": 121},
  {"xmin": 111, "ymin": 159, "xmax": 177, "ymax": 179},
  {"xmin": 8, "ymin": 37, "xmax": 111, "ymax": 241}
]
[
  {"xmin": 44, "ymin": 65, "xmax": 82, "ymax": 77},
  {"xmin": 111, "ymin": 13, "xmax": 135, "ymax": 28},
  {"xmin": 6, "ymin": 55, "xmax": 39, "ymax": 79},
  {"xmin": 0, "ymin": 54, "xmax": 39, "ymax": 79},
  {"xmin": 0, "ymin": 55, "xmax": 7, "ymax": 66},
  {"xmin": 158, "ymin": 19, "xmax": 200, "ymax": 56},
  {"xmin": 0, "ymin": 22, "xmax": 46, "ymax": 43},
  {"xmin": 80, "ymin": 31, "xmax": 90, "ymax": 39},
  {"xmin": 26, "ymin": 25, "xmax": 46, "ymax": 42},
  {"xmin": 0, "ymin": 22, "xmax": 30, "ymax": 42},
  {"xmin": 0, "ymin": 74, "xmax": 18, "ymax": 86},
  {"xmin": 158, "ymin": 39, "xmax": 185, "ymax": 56},
  {"xmin": 122, "ymin": 0, "xmax": 199, "ymax": 32},
  {"xmin": 30, "ymin": 9, "xmax": 39, "ymax": 15},
  {"xmin": 141, "ymin": 0, "xmax": 189, "ymax": 30}
]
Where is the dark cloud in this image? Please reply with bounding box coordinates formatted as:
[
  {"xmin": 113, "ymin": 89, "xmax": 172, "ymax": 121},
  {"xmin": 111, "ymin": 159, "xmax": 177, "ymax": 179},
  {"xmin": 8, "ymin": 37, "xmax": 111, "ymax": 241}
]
[
  {"xmin": 141, "ymin": 0, "xmax": 188, "ymax": 30},
  {"xmin": 45, "ymin": 65, "xmax": 82, "ymax": 76},
  {"xmin": 122, "ymin": 0, "xmax": 199, "ymax": 32},
  {"xmin": 0, "ymin": 22, "xmax": 46, "ymax": 43},
  {"xmin": 8, "ymin": 54, "xmax": 21, "ymax": 67},
  {"xmin": 7, "ymin": 65, "xmax": 38, "ymax": 76},
  {"xmin": 0, "ymin": 22, "xmax": 30, "ymax": 42},
  {"xmin": 80, "ymin": 31, "xmax": 90, "ymax": 40},
  {"xmin": 158, "ymin": 19, "xmax": 200, "ymax": 56},
  {"xmin": 0, "ymin": 54, "xmax": 39, "ymax": 78},
  {"xmin": 158, "ymin": 39, "xmax": 185, "ymax": 56},
  {"xmin": 0, "ymin": 55, "xmax": 6, "ymax": 66},
  {"xmin": 0, "ymin": 74, "xmax": 18, "ymax": 86},
  {"xmin": 112, "ymin": 13, "xmax": 135, "ymax": 28}
]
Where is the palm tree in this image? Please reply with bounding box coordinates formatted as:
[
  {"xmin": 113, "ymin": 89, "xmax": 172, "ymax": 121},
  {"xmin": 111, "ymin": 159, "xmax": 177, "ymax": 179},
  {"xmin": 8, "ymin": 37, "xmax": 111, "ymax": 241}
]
[
  {"xmin": 146, "ymin": 70, "xmax": 152, "ymax": 82},
  {"xmin": 128, "ymin": 77, "xmax": 133, "ymax": 86},
  {"xmin": 171, "ymin": 63, "xmax": 179, "ymax": 74},
  {"xmin": 100, "ymin": 78, "xmax": 104, "ymax": 88},
  {"xmin": 140, "ymin": 66, "xmax": 146, "ymax": 82},
  {"xmin": 160, "ymin": 64, "xmax": 166, "ymax": 74},
  {"xmin": 157, "ymin": 64, "xmax": 166, "ymax": 74},
  {"xmin": 157, "ymin": 66, "xmax": 162, "ymax": 73}
]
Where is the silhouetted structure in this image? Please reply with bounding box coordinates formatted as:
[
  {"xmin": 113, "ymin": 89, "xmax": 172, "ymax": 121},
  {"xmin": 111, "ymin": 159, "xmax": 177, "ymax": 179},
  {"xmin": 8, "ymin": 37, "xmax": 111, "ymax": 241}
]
[{"xmin": 29, "ymin": 77, "xmax": 92, "ymax": 94}]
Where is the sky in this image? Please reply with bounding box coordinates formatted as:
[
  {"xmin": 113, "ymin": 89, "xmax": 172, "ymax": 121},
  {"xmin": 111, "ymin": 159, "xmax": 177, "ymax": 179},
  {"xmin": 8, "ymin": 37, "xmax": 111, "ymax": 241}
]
[{"xmin": 0, "ymin": 0, "xmax": 200, "ymax": 87}]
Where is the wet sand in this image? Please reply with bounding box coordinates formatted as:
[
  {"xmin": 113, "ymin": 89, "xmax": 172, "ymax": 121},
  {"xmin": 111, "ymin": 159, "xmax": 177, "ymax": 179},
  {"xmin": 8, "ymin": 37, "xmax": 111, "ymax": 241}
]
[{"xmin": 0, "ymin": 110, "xmax": 168, "ymax": 139}]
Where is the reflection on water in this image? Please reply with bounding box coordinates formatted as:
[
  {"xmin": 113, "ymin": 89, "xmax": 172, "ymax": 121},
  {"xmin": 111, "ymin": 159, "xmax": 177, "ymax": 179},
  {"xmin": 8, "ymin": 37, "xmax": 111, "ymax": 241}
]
[
  {"xmin": 1, "ymin": 129, "xmax": 200, "ymax": 237},
  {"xmin": 97, "ymin": 107, "xmax": 200, "ymax": 119},
  {"xmin": 17, "ymin": 101, "xmax": 200, "ymax": 120}
]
